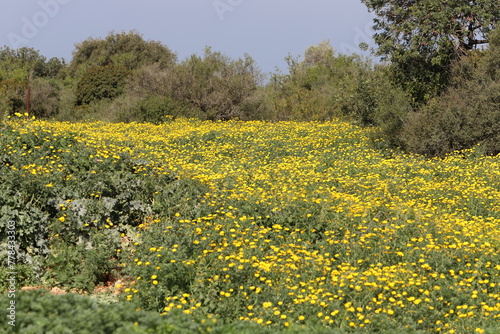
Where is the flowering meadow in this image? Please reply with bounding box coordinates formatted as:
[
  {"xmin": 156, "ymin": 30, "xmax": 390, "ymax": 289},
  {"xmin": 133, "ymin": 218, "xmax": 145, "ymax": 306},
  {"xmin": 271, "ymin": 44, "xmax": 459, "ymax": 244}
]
[{"xmin": 2, "ymin": 117, "xmax": 500, "ymax": 333}]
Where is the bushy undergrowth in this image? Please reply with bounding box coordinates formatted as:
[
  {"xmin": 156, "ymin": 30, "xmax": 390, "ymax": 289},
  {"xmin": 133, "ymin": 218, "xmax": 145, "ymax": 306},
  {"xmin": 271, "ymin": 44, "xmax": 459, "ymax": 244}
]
[{"xmin": 0, "ymin": 290, "xmax": 418, "ymax": 334}]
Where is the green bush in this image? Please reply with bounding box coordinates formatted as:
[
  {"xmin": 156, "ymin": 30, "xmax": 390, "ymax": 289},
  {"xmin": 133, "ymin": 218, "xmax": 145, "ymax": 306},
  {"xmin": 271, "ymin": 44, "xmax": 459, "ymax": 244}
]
[
  {"xmin": 366, "ymin": 68, "xmax": 413, "ymax": 149},
  {"xmin": 30, "ymin": 78, "xmax": 60, "ymax": 118},
  {"xmin": 268, "ymin": 43, "xmax": 369, "ymax": 122},
  {"xmin": 399, "ymin": 28, "xmax": 500, "ymax": 157},
  {"xmin": 400, "ymin": 84, "xmax": 499, "ymax": 157},
  {"xmin": 172, "ymin": 47, "xmax": 263, "ymax": 121},
  {"xmin": 124, "ymin": 95, "xmax": 201, "ymax": 124},
  {"xmin": 0, "ymin": 290, "xmax": 369, "ymax": 333},
  {"xmin": 0, "ymin": 290, "xmax": 207, "ymax": 334},
  {"xmin": 75, "ymin": 64, "xmax": 129, "ymax": 106},
  {"xmin": 69, "ymin": 31, "xmax": 176, "ymax": 78}
]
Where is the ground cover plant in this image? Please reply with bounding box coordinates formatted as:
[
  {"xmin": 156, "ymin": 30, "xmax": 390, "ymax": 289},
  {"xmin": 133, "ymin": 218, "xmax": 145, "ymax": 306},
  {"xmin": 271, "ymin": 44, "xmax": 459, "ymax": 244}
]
[{"xmin": 1, "ymin": 116, "xmax": 499, "ymax": 333}]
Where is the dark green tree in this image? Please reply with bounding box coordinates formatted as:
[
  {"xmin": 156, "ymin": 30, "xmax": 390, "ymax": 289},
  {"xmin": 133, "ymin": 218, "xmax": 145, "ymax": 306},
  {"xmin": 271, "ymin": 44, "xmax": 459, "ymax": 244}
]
[
  {"xmin": 69, "ymin": 31, "xmax": 176, "ymax": 78},
  {"xmin": 75, "ymin": 64, "xmax": 129, "ymax": 105},
  {"xmin": 361, "ymin": 0, "xmax": 499, "ymax": 104},
  {"xmin": 400, "ymin": 27, "xmax": 500, "ymax": 156}
]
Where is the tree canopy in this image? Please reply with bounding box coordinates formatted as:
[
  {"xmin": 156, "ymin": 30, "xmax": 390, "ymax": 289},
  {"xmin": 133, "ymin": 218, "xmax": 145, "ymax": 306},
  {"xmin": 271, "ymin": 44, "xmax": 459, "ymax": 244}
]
[
  {"xmin": 0, "ymin": 47, "xmax": 64, "ymax": 116},
  {"xmin": 171, "ymin": 47, "xmax": 262, "ymax": 120},
  {"xmin": 361, "ymin": 0, "xmax": 499, "ymax": 104},
  {"xmin": 69, "ymin": 31, "xmax": 177, "ymax": 77}
]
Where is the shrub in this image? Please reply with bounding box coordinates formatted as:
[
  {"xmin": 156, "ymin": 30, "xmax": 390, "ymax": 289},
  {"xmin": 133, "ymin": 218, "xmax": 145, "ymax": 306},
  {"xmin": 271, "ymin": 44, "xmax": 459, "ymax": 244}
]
[
  {"xmin": 0, "ymin": 290, "xmax": 358, "ymax": 334},
  {"xmin": 126, "ymin": 95, "xmax": 201, "ymax": 124},
  {"xmin": 0, "ymin": 290, "xmax": 198, "ymax": 334},
  {"xmin": 172, "ymin": 47, "xmax": 263, "ymax": 121},
  {"xmin": 75, "ymin": 64, "xmax": 129, "ymax": 106},
  {"xmin": 401, "ymin": 84, "xmax": 499, "ymax": 157},
  {"xmin": 0, "ymin": 78, "xmax": 26, "ymax": 117},
  {"xmin": 69, "ymin": 31, "xmax": 176, "ymax": 78},
  {"xmin": 30, "ymin": 78, "xmax": 60, "ymax": 118},
  {"xmin": 268, "ymin": 41, "xmax": 392, "ymax": 123},
  {"xmin": 400, "ymin": 28, "xmax": 500, "ymax": 157}
]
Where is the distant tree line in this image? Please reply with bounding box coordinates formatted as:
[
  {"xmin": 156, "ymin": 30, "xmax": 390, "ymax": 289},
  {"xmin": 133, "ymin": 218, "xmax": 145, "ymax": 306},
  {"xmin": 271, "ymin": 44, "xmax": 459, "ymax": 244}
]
[{"xmin": 0, "ymin": 0, "xmax": 498, "ymax": 157}]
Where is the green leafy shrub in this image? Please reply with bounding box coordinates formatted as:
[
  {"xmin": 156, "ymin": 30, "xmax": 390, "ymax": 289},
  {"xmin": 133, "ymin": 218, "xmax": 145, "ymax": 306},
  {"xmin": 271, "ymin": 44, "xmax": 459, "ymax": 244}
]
[
  {"xmin": 122, "ymin": 95, "xmax": 200, "ymax": 124},
  {"xmin": 0, "ymin": 290, "xmax": 205, "ymax": 334},
  {"xmin": 172, "ymin": 47, "xmax": 263, "ymax": 121},
  {"xmin": 400, "ymin": 28, "xmax": 500, "ymax": 157},
  {"xmin": 30, "ymin": 78, "xmax": 60, "ymax": 118},
  {"xmin": 75, "ymin": 64, "xmax": 129, "ymax": 106},
  {"xmin": 268, "ymin": 42, "xmax": 365, "ymax": 121},
  {"xmin": 69, "ymin": 31, "xmax": 176, "ymax": 78},
  {"xmin": 0, "ymin": 290, "xmax": 363, "ymax": 334}
]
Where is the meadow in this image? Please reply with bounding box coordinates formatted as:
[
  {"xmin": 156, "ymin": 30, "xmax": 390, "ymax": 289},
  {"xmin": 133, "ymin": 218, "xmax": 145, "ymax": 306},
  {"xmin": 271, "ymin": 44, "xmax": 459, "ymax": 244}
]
[{"xmin": 1, "ymin": 116, "xmax": 499, "ymax": 333}]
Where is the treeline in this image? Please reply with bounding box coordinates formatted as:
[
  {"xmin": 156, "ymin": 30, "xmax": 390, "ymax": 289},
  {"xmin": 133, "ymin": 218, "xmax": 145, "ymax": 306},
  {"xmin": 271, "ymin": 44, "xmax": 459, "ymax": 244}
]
[{"xmin": 1, "ymin": 27, "xmax": 499, "ymax": 157}]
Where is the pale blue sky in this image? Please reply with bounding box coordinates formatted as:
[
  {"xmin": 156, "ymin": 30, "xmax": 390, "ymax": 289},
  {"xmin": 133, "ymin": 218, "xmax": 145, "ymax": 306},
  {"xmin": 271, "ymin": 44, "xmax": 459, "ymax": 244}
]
[{"xmin": 1, "ymin": 0, "xmax": 376, "ymax": 73}]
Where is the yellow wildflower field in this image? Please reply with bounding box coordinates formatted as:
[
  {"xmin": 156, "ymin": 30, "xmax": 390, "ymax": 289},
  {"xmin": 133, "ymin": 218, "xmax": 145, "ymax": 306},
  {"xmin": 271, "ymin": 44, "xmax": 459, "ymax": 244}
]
[{"xmin": 12, "ymin": 118, "xmax": 500, "ymax": 333}]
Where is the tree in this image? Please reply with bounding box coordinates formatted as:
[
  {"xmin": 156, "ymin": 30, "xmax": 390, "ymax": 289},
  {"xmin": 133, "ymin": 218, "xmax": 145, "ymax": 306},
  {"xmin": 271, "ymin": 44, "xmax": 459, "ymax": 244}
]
[
  {"xmin": 0, "ymin": 47, "xmax": 65, "ymax": 116},
  {"xmin": 400, "ymin": 27, "xmax": 500, "ymax": 157},
  {"xmin": 75, "ymin": 64, "xmax": 129, "ymax": 106},
  {"xmin": 361, "ymin": 0, "xmax": 499, "ymax": 104},
  {"xmin": 171, "ymin": 47, "xmax": 263, "ymax": 120},
  {"xmin": 268, "ymin": 40, "xmax": 376, "ymax": 121},
  {"xmin": 69, "ymin": 31, "xmax": 176, "ymax": 78}
]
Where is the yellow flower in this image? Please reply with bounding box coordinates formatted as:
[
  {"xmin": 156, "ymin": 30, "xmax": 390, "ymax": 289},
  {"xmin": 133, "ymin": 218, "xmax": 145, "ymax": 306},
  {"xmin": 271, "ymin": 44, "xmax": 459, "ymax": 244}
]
[{"xmin": 263, "ymin": 302, "xmax": 272, "ymax": 309}]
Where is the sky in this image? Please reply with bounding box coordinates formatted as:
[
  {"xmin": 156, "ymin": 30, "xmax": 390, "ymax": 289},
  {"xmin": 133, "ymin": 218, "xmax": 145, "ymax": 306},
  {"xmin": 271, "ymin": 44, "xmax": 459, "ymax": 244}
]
[{"xmin": 0, "ymin": 0, "xmax": 377, "ymax": 74}]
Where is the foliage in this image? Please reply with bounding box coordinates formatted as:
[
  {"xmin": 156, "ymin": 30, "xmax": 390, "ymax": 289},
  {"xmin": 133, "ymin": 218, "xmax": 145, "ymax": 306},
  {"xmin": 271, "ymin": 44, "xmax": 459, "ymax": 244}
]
[
  {"xmin": 0, "ymin": 47, "xmax": 64, "ymax": 80},
  {"xmin": 0, "ymin": 78, "xmax": 26, "ymax": 117},
  {"xmin": 125, "ymin": 63, "xmax": 176, "ymax": 98},
  {"xmin": 0, "ymin": 47, "xmax": 65, "ymax": 117},
  {"xmin": 266, "ymin": 39, "xmax": 413, "ymax": 138},
  {"xmin": 268, "ymin": 41, "xmax": 374, "ymax": 121},
  {"xmin": 0, "ymin": 118, "xmax": 206, "ymax": 290},
  {"xmin": 126, "ymin": 95, "xmax": 201, "ymax": 124},
  {"xmin": 172, "ymin": 47, "xmax": 263, "ymax": 120},
  {"xmin": 0, "ymin": 290, "xmax": 371, "ymax": 334},
  {"xmin": 361, "ymin": 0, "xmax": 499, "ymax": 104},
  {"xmin": 75, "ymin": 64, "xmax": 129, "ymax": 106},
  {"xmin": 0, "ymin": 290, "xmax": 204, "ymax": 334},
  {"xmin": 400, "ymin": 27, "xmax": 500, "ymax": 157},
  {"xmin": 69, "ymin": 31, "xmax": 177, "ymax": 78},
  {"xmin": 29, "ymin": 78, "xmax": 60, "ymax": 118}
]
